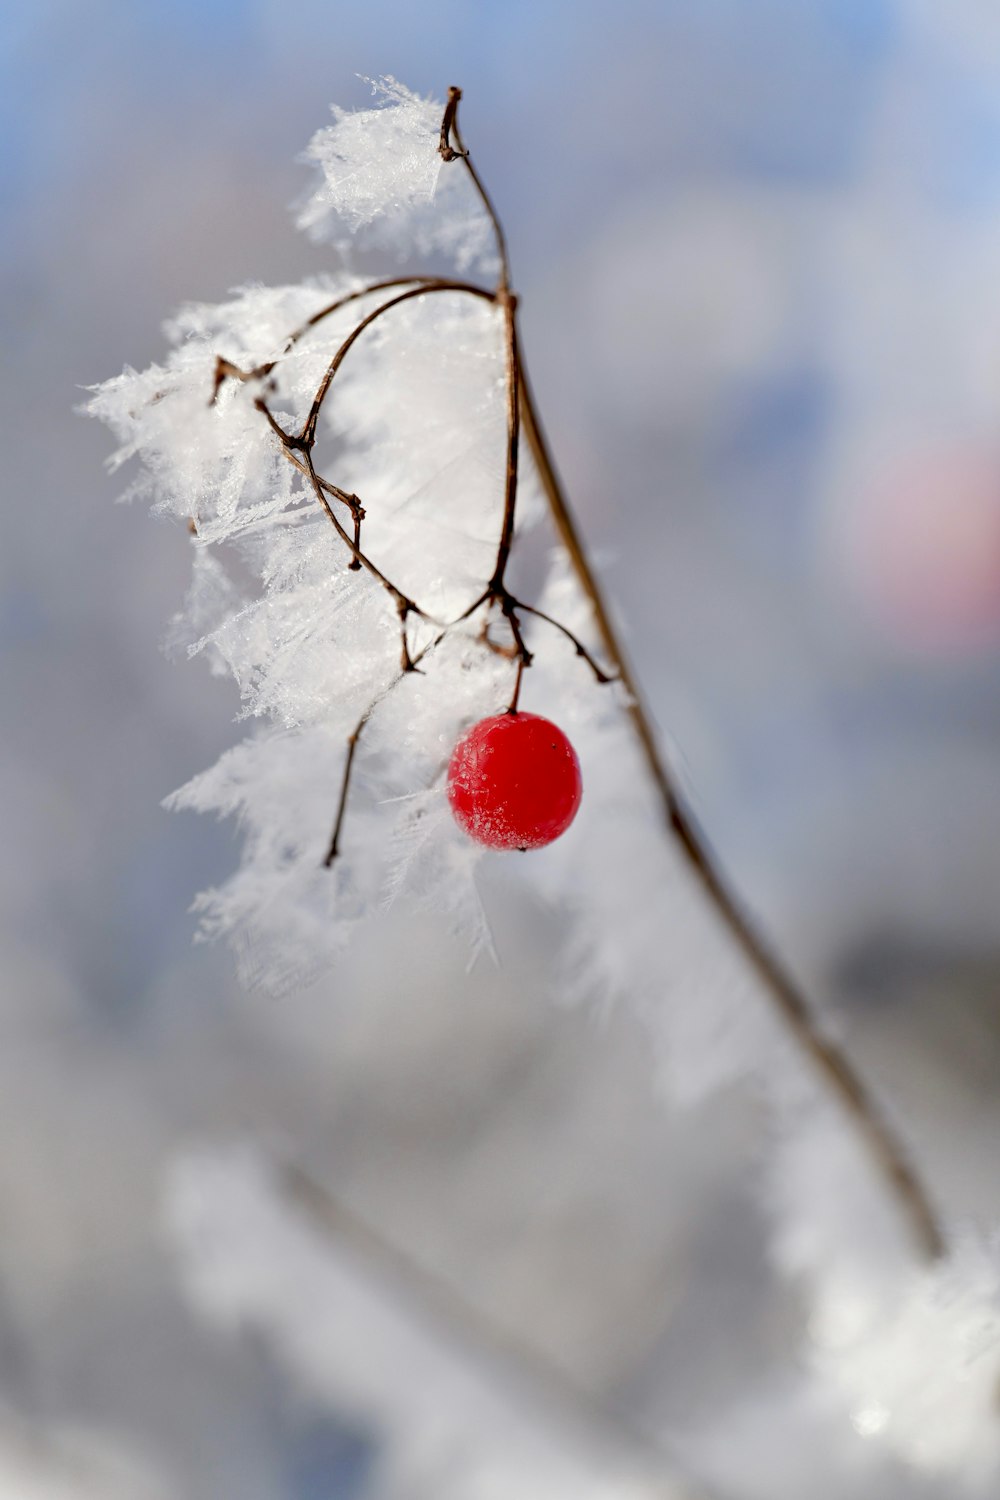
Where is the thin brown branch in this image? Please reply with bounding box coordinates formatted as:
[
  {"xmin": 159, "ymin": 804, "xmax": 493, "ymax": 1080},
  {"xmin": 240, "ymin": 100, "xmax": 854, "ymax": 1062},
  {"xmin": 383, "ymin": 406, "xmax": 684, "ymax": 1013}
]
[
  {"xmin": 512, "ymin": 599, "xmax": 615, "ymax": 685},
  {"xmin": 397, "ymin": 600, "xmax": 420, "ymax": 674},
  {"xmin": 499, "ymin": 594, "xmax": 532, "ymax": 667},
  {"xmin": 299, "ymin": 446, "xmax": 419, "ymax": 615},
  {"xmin": 438, "ymin": 87, "xmax": 467, "ymax": 163},
  {"xmin": 252, "ymin": 396, "xmax": 310, "ymax": 454},
  {"xmin": 477, "ymin": 607, "xmax": 520, "ymax": 659},
  {"xmin": 507, "ymin": 653, "xmax": 527, "ymax": 715},
  {"xmin": 440, "ymin": 86, "xmax": 512, "ymax": 291},
  {"xmin": 271, "ymin": 439, "xmax": 365, "ymax": 524},
  {"xmin": 276, "ymin": 269, "xmax": 546, "ymax": 686},
  {"xmin": 284, "ymin": 275, "xmax": 492, "ymax": 351},
  {"xmin": 324, "ymin": 725, "xmax": 364, "ymax": 867},
  {"xmin": 486, "ymin": 288, "xmax": 522, "ymax": 594},
  {"xmin": 211, "ymin": 280, "xmax": 494, "ymax": 408},
  {"xmin": 300, "ymin": 280, "xmax": 496, "ymax": 449},
  {"xmin": 210, "ymin": 355, "xmax": 274, "ymax": 405},
  {"xmin": 324, "ymin": 632, "xmax": 446, "ymax": 866},
  {"xmin": 516, "ymin": 342, "xmax": 945, "ymax": 1264},
  {"xmin": 247, "ymin": 389, "xmax": 427, "ymax": 619}
]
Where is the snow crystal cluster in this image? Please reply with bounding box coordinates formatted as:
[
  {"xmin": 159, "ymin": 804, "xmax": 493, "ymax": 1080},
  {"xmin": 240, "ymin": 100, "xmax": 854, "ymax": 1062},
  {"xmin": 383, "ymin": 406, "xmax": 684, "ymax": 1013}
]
[
  {"xmin": 90, "ymin": 77, "xmax": 1000, "ymax": 1493},
  {"xmin": 298, "ymin": 75, "xmax": 497, "ymax": 274},
  {"xmin": 88, "ymin": 81, "xmax": 521, "ymax": 993}
]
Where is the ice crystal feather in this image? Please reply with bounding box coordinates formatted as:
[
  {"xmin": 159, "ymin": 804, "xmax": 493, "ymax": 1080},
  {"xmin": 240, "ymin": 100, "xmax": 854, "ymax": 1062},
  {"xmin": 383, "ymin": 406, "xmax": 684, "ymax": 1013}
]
[{"xmin": 90, "ymin": 267, "xmax": 515, "ymax": 991}]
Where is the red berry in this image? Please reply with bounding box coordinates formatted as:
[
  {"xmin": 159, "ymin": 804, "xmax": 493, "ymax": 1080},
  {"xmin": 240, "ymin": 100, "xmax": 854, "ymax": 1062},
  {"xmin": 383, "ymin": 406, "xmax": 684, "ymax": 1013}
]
[{"xmin": 446, "ymin": 712, "xmax": 582, "ymax": 850}]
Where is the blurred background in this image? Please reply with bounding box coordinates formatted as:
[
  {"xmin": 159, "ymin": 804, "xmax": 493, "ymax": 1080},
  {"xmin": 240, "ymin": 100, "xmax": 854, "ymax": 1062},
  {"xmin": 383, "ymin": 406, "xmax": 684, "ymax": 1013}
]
[{"xmin": 3, "ymin": 1, "xmax": 1000, "ymax": 1496}]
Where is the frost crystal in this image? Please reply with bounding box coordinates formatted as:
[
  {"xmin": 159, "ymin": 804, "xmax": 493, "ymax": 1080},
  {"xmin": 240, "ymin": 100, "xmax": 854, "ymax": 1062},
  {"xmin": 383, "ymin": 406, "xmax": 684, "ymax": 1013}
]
[{"xmin": 298, "ymin": 76, "xmax": 497, "ymax": 273}]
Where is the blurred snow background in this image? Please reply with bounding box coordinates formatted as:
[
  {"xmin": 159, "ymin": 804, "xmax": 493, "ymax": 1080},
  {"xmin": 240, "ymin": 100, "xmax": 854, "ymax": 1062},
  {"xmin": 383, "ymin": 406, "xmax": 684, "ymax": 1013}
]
[{"xmin": 4, "ymin": 1, "xmax": 1000, "ymax": 1496}]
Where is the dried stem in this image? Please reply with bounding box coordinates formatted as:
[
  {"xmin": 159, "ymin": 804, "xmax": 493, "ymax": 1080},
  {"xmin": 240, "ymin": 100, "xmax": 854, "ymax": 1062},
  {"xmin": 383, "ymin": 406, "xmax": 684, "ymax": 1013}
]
[
  {"xmin": 283, "ymin": 274, "xmax": 484, "ymax": 349},
  {"xmin": 491, "ymin": 288, "xmax": 521, "ymax": 591},
  {"xmin": 440, "ymin": 85, "xmax": 512, "ymax": 291},
  {"xmin": 210, "ymin": 277, "xmax": 485, "ymax": 400},
  {"xmin": 324, "ymin": 725, "xmax": 363, "ymax": 867},
  {"xmin": 512, "ymin": 598, "xmax": 614, "ymax": 684},
  {"xmin": 300, "ymin": 279, "xmax": 492, "ymax": 448},
  {"xmin": 324, "ymin": 631, "xmax": 446, "ymax": 867},
  {"xmin": 516, "ymin": 344, "xmax": 944, "ymax": 1264}
]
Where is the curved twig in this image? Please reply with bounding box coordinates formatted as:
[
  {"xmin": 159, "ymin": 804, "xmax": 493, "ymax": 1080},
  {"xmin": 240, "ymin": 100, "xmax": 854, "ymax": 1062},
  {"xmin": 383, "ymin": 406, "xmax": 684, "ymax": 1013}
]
[
  {"xmin": 300, "ymin": 280, "xmax": 496, "ymax": 449},
  {"xmin": 511, "ymin": 599, "xmax": 615, "ymax": 685},
  {"xmin": 284, "ymin": 274, "xmax": 493, "ymax": 352}
]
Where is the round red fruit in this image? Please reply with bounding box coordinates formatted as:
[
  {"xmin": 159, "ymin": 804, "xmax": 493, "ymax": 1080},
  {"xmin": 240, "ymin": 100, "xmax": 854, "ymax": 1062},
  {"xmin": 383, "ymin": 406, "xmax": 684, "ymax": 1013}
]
[{"xmin": 446, "ymin": 712, "xmax": 582, "ymax": 850}]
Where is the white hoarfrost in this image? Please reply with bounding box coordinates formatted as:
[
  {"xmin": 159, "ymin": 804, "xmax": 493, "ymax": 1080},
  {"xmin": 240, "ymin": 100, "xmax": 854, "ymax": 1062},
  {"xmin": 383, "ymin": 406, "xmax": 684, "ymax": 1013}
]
[
  {"xmin": 90, "ymin": 78, "xmax": 1000, "ymax": 1492},
  {"xmin": 811, "ymin": 1236, "xmax": 1000, "ymax": 1480},
  {"xmin": 297, "ymin": 76, "xmax": 497, "ymax": 274},
  {"xmin": 90, "ymin": 270, "xmax": 516, "ymax": 993}
]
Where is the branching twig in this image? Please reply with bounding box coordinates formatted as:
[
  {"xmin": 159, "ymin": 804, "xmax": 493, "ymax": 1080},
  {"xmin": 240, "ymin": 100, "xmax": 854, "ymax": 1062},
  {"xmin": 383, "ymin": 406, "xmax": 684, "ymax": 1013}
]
[
  {"xmin": 512, "ymin": 599, "xmax": 615, "ymax": 685},
  {"xmin": 440, "ymin": 85, "xmax": 512, "ymax": 291}
]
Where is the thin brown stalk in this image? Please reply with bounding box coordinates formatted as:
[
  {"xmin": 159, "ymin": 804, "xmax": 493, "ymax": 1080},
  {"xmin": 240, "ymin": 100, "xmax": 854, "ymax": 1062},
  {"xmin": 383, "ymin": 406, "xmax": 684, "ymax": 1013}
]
[
  {"xmin": 324, "ymin": 727, "xmax": 362, "ymax": 867},
  {"xmin": 516, "ymin": 349, "xmax": 944, "ymax": 1263},
  {"xmin": 324, "ymin": 630, "xmax": 446, "ymax": 867},
  {"xmin": 301, "ymin": 279, "xmax": 494, "ymax": 448},
  {"xmin": 440, "ymin": 85, "xmax": 512, "ymax": 291},
  {"xmin": 211, "ymin": 277, "xmax": 494, "ymax": 402},
  {"xmin": 490, "ymin": 288, "xmax": 521, "ymax": 592},
  {"xmin": 512, "ymin": 599, "xmax": 614, "ymax": 684},
  {"xmin": 284, "ymin": 274, "xmax": 488, "ymax": 349}
]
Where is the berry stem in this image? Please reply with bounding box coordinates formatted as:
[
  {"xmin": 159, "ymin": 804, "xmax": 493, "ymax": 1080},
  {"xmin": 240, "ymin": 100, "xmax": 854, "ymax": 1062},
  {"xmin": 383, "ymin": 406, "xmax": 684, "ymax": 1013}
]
[{"xmin": 507, "ymin": 655, "xmax": 526, "ymax": 715}]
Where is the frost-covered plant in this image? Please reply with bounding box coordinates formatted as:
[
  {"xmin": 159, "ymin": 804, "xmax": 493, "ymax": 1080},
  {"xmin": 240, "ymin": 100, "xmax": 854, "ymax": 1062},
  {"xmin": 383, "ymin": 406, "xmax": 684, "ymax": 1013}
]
[
  {"xmin": 90, "ymin": 82, "xmax": 611, "ymax": 993},
  {"xmin": 91, "ymin": 78, "xmax": 1000, "ymax": 1492}
]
